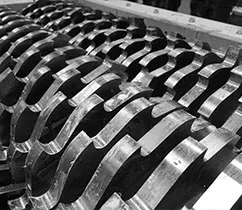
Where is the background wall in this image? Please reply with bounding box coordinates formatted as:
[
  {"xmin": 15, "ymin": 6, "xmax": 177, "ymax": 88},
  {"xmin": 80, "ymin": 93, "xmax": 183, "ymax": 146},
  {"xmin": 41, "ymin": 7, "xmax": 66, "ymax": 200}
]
[{"xmin": 178, "ymin": 0, "xmax": 190, "ymax": 14}]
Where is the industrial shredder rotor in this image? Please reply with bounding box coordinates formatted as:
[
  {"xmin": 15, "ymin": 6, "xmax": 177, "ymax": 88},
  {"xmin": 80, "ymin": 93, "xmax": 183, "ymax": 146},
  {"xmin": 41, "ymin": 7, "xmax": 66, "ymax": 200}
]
[{"xmin": 0, "ymin": 0, "xmax": 241, "ymax": 210}]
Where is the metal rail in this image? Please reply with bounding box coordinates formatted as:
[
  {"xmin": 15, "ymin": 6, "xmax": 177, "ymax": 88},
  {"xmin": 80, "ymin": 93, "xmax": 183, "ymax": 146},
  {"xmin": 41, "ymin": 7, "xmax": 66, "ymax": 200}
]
[
  {"xmin": 77, "ymin": 0, "xmax": 242, "ymax": 51},
  {"xmin": 0, "ymin": 0, "xmax": 34, "ymax": 11}
]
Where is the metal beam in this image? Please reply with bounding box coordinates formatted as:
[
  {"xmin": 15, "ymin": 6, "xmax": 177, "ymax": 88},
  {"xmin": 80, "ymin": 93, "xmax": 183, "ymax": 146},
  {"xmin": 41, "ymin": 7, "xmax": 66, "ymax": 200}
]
[
  {"xmin": 0, "ymin": 0, "xmax": 33, "ymax": 11},
  {"xmin": 77, "ymin": 0, "xmax": 242, "ymax": 51}
]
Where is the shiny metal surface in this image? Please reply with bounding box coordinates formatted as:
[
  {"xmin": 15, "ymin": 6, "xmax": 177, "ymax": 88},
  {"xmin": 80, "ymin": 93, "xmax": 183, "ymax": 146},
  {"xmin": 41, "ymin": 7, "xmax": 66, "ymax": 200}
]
[{"xmin": 0, "ymin": 1, "xmax": 241, "ymax": 210}]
